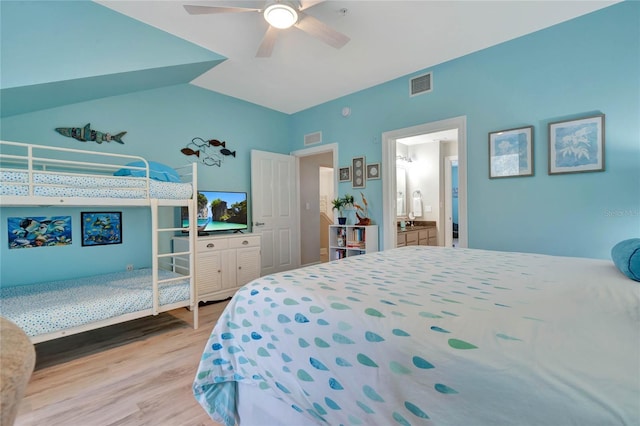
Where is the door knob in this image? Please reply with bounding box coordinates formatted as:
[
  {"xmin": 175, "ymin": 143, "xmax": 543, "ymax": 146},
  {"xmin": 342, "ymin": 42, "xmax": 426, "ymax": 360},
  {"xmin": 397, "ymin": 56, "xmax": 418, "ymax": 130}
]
[{"xmin": 255, "ymin": 222, "xmax": 265, "ymax": 226}]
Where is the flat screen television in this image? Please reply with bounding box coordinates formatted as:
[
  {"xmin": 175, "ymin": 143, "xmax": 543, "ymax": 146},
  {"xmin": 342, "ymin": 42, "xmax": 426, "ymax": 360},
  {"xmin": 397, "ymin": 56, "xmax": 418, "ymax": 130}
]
[{"xmin": 182, "ymin": 190, "xmax": 248, "ymax": 234}]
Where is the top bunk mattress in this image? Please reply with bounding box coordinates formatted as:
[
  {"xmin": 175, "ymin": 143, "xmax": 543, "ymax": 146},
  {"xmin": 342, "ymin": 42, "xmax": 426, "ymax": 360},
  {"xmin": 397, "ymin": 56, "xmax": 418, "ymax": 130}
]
[{"xmin": 1, "ymin": 171, "xmax": 192, "ymax": 200}]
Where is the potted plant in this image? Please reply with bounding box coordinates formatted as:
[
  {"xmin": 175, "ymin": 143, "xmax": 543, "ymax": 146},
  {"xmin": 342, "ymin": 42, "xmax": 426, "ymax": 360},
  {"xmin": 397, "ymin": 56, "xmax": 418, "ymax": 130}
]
[
  {"xmin": 342, "ymin": 193, "xmax": 355, "ymax": 208},
  {"xmin": 332, "ymin": 197, "xmax": 346, "ymax": 224}
]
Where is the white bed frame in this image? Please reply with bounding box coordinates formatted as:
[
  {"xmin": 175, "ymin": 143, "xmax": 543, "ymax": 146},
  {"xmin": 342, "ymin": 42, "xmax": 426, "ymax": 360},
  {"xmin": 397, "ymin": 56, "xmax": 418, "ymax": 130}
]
[{"xmin": 0, "ymin": 140, "xmax": 199, "ymax": 343}]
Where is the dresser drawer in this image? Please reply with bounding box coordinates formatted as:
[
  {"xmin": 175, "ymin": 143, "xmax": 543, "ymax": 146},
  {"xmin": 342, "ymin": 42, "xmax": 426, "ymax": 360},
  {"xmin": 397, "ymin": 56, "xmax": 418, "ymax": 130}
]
[
  {"xmin": 197, "ymin": 238, "xmax": 229, "ymax": 251},
  {"xmin": 229, "ymin": 235, "xmax": 261, "ymax": 249}
]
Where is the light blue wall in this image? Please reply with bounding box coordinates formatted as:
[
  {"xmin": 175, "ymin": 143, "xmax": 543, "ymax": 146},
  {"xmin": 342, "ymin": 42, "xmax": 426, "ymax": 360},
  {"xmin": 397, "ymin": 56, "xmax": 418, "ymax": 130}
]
[
  {"xmin": 0, "ymin": 1, "xmax": 220, "ymax": 89},
  {"xmin": 1, "ymin": 2, "xmax": 638, "ymax": 287},
  {"xmin": 0, "ymin": 84, "xmax": 289, "ymax": 286},
  {"xmin": 0, "ymin": 1, "xmax": 289, "ymax": 286},
  {"xmin": 290, "ymin": 1, "xmax": 639, "ymax": 259}
]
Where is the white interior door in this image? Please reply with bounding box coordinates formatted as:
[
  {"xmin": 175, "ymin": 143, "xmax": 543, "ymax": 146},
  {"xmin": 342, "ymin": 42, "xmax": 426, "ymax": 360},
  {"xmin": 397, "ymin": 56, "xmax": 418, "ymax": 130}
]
[{"xmin": 251, "ymin": 150, "xmax": 300, "ymax": 276}]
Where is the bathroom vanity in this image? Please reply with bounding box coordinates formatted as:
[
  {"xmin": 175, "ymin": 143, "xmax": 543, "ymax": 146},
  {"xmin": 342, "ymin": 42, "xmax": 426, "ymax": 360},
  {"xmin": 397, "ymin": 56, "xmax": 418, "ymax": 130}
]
[{"xmin": 397, "ymin": 221, "xmax": 437, "ymax": 247}]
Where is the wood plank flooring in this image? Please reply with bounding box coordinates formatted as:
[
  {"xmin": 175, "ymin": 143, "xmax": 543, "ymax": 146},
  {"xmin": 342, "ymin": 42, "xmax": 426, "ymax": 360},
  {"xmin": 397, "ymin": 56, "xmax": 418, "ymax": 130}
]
[{"xmin": 14, "ymin": 300, "xmax": 230, "ymax": 426}]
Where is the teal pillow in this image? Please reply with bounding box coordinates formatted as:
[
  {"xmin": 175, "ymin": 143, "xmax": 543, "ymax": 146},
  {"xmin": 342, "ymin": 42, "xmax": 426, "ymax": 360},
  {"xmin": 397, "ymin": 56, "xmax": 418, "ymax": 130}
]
[
  {"xmin": 611, "ymin": 238, "xmax": 640, "ymax": 282},
  {"xmin": 114, "ymin": 161, "xmax": 180, "ymax": 183}
]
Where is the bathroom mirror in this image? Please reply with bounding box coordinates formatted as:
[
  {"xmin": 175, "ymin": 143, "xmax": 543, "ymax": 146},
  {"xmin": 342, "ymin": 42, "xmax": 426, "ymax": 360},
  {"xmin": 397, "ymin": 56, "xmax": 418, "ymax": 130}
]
[{"xmin": 396, "ymin": 166, "xmax": 406, "ymax": 217}]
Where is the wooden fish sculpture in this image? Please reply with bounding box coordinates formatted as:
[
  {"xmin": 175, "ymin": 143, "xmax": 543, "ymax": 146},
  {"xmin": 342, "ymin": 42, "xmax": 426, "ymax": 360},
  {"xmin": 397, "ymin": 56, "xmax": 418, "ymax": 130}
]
[
  {"xmin": 55, "ymin": 123, "xmax": 126, "ymax": 144},
  {"xmin": 207, "ymin": 139, "xmax": 226, "ymax": 148}
]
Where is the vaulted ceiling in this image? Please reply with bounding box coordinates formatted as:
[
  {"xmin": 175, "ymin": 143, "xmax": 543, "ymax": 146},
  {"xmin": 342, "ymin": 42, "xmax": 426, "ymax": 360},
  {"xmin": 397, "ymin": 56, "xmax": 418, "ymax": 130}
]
[
  {"xmin": 1, "ymin": 1, "xmax": 620, "ymax": 118},
  {"xmin": 98, "ymin": 1, "xmax": 619, "ymax": 114}
]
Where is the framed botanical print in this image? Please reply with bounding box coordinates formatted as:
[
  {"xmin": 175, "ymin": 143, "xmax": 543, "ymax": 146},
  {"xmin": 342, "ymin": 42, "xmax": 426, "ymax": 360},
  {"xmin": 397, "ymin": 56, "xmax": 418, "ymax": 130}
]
[
  {"xmin": 488, "ymin": 126, "xmax": 534, "ymax": 178},
  {"xmin": 352, "ymin": 156, "xmax": 365, "ymax": 189},
  {"xmin": 548, "ymin": 114, "xmax": 605, "ymax": 175}
]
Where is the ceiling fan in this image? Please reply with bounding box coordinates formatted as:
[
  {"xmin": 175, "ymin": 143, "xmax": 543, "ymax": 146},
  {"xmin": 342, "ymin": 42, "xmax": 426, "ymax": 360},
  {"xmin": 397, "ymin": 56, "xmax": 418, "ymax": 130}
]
[{"xmin": 183, "ymin": 1, "xmax": 350, "ymax": 57}]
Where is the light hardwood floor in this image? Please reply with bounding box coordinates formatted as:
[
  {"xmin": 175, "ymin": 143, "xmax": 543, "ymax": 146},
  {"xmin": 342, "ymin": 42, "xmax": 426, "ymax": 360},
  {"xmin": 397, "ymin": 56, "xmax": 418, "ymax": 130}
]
[{"xmin": 15, "ymin": 301, "xmax": 231, "ymax": 426}]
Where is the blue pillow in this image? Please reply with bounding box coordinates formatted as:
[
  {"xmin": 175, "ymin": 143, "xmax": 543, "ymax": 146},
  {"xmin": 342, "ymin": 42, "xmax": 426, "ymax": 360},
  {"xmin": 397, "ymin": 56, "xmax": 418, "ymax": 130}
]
[
  {"xmin": 114, "ymin": 161, "xmax": 181, "ymax": 183},
  {"xmin": 611, "ymin": 238, "xmax": 640, "ymax": 282}
]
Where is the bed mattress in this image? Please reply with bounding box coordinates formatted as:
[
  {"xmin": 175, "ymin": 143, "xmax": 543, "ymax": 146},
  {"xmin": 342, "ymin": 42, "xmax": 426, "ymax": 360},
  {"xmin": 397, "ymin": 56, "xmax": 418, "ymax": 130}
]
[
  {"xmin": 0, "ymin": 269, "xmax": 191, "ymax": 337},
  {"xmin": 193, "ymin": 246, "xmax": 640, "ymax": 426},
  {"xmin": 0, "ymin": 171, "xmax": 192, "ymax": 199}
]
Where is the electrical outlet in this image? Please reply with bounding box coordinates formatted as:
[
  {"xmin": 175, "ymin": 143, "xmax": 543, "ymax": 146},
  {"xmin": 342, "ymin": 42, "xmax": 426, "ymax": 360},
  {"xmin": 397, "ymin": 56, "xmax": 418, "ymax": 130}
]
[{"xmin": 126, "ymin": 264, "xmax": 134, "ymax": 271}]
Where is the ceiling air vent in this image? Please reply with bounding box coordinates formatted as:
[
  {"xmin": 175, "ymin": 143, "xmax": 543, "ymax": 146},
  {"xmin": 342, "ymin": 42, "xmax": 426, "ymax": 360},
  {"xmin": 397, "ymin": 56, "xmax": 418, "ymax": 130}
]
[
  {"xmin": 410, "ymin": 72, "xmax": 432, "ymax": 97},
  {"xmin": 304, "ymin": 131, "xmax": 322, "ymax": 146}
]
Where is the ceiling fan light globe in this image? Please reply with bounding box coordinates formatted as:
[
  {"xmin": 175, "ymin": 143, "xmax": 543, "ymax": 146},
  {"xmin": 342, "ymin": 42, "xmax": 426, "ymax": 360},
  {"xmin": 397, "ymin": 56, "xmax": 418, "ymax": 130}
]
[{"xmin": 264, "ymin": 4, "xmax": 298, "ymax": 29}]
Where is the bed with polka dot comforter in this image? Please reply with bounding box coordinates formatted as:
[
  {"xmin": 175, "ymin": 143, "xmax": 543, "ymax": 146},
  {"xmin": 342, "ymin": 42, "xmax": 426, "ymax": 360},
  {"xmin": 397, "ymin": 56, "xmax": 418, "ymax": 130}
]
[{"xmin": 193, "ymin": 246, "xmax": 640, "ymax": 426}]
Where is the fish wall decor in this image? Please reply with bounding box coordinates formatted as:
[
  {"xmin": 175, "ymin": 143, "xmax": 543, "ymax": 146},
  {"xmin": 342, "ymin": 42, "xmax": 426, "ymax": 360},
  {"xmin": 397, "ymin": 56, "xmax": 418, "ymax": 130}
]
[
  {"xmin": 181, "ymin": 136, "xmax": 235, "ymax": 167},
  {"xmin": 55, "ymin": 123, "xmax": 126, "ymax": 144}
]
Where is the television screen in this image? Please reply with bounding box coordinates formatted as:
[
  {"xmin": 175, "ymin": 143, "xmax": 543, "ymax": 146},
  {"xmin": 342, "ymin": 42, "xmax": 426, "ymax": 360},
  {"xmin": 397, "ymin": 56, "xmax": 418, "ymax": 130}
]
[{"xmin": 182, "ymin": 190, "xmax": 248, "ymax": 234}]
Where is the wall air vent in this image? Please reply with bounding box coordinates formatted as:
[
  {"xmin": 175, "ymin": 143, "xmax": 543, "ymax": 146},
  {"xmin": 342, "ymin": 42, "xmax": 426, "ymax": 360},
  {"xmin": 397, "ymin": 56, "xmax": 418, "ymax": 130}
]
[
  {"xmin": 304, "ymin": 131, "xmax": 322, "ymax": 146},
  {"xmin": 410, "ymin": 72, "xmax": 432, "ymax": 97}
]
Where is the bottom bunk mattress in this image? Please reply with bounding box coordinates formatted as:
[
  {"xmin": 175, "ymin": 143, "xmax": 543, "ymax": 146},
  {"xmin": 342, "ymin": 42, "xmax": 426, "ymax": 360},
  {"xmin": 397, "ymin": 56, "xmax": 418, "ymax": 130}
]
[
  {"xmin": 0, "ymin": 269, "xmax": 191, "ymax": 337},
  {"xmin": 193, "ymin": 246, "xmax": 640, "ymax": 426}
]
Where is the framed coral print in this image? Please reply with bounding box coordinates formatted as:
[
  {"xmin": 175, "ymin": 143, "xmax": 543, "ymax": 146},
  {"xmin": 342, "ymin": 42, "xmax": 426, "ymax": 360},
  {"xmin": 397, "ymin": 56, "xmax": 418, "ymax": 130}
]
[
  {"xmin": 81, "ymin": 212, "xmax": 122, "ymax": 246},
  {"xmin": 548, "ymin": 114, "xmax": 605, "ymax": 175},
  {"xmin": 488, "ymin": 126, "xmax": 534, "ymax": 178},
  {"xmin": 339, "ymin": 166, "xmax": 351, "ymax": 182},
  {"xmin": 366, "ymin": 163, "xmax": 381, "ymax": 180},
  {"xmin": 352, "ymin": 156, "xmax": 366, "ymax": 189}
]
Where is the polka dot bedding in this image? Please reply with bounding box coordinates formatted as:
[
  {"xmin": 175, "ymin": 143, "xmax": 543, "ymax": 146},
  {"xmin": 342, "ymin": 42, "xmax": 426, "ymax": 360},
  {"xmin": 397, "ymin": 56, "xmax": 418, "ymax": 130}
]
[
  {"xmin": 193, "ymin": 246, "xmax": 640, "ymax": 426},
  {"xmin": 0, "ymin": 171, "xmax": 192, "ymax": 199},
  {"xmin": 0, "ymin": 269, "xmax": 191, "ymax": 337}
]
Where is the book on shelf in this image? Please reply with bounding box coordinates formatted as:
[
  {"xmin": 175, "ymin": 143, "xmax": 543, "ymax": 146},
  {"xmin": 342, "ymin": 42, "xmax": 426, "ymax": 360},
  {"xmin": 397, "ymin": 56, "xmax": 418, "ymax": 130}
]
[{"xmin": 346, "ymin": 241, "xmax": 365, "ymax": 249}]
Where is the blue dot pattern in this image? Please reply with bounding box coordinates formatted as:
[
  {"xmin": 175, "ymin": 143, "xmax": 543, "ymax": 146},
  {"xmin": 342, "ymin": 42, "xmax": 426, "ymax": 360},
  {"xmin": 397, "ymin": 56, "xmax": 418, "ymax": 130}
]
[
  {"xmin": 1, "ymin": 269, "xmax": 191, "ymax": 337},
  {"xmin": 0, "ymin": 171, "xmax": 192, "ymax": 199},
  {"xmin": 192, "ymin": 246, "xmax": 640, "ymax": 426}
]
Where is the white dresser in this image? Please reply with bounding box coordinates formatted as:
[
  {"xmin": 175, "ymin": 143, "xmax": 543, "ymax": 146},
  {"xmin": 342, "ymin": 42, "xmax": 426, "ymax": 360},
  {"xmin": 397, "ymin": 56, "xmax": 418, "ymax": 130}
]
[{"xmin": 174, "ymin": 233, "xmax": 261, "ymax": 303}]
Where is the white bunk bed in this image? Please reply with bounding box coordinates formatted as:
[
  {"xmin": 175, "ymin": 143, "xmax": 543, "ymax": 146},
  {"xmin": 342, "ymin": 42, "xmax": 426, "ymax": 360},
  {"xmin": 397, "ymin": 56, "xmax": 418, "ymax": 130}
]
[{"xmin": 0, "ymin": 140, "xmax": 198, "ymax": 343}]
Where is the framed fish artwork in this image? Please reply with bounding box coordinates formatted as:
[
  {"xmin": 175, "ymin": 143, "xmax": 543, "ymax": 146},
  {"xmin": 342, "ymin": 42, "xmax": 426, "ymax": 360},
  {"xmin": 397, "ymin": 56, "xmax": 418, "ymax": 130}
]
[
  {"xmin": 7, "ymin": 216, "xmax": 72, "ymax": 249},
  {"xmin": 81, "ymin": 212, "xmax": 122, "ymax": 246}
]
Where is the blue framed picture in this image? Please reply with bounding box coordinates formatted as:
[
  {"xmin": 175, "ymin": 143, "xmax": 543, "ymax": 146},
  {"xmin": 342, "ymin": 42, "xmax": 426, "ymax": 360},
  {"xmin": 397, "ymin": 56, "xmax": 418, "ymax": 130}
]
[
  {"xmin": 548, "ymin": 114, "xmax": 605, "ymax": 175},
  {"xmin": 7, "ymin": 216, "xmax": 72, "ymax": 249},
  {"xmin": 489, "ymin": 125, "xmax": 534, "ymax": 178},
  {"xmin": 81, "ymin": 212, "xmax": 122, "ymax": 246}
]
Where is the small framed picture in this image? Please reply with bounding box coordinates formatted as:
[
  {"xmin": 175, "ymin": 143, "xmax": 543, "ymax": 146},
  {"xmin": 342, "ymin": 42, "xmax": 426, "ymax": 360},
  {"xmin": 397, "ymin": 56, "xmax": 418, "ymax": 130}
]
[
  {"xmin": 488, "ymin": 126, "xmax": 534, "ymax": 178},
  {"xmin": 366, "ymin": 163, "xmax": 381, "ymax": 180},
  {"xmin": 548, "ymin": 114, "xmax": 605, "ymax": 175},
  {"xmin": 339, "ymin": 166, "xmax": 351, "ymax": 182},
  {"xmin": 352, "ymin": 156, "xmax": 366, "ymax": 189},
  {"xmin": 81, "ymin": 212, "xmax": 122, "ymax": 246}
]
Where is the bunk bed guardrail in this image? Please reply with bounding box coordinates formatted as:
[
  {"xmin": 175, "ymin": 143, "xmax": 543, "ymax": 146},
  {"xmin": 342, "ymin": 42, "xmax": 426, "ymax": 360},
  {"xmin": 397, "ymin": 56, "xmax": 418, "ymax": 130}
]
[{"xmin": 0, "ymin": 140, "xmax": 199, "ymax": 342}]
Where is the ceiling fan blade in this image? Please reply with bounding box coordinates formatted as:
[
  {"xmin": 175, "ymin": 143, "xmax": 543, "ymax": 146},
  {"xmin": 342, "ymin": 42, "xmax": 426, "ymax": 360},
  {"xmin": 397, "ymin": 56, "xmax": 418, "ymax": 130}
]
[
  {"xmin": 183, "ymin": 5, "xmax": 260, "ymax": 15},
  {"xmin": 299, "ymin": 0, "xmax": 325, "ymax": 11},
  {"xmin": 295, "ymin": 12, "xmax": 350, "ymax": 49},
  {"xmin": 256, "ymin": 26, "xmax": 279, "ymax": 58}
]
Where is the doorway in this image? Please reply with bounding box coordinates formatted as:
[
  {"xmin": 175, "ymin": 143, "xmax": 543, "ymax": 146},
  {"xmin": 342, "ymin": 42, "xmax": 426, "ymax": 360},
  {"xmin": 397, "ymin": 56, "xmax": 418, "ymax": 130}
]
[
  {"xmin": 382, "ymin": 116, "xmax": 467, "ymax": 250},
  {"xmin": 291, "ymin": 143, "xmax": 338, "ymax": 266}
]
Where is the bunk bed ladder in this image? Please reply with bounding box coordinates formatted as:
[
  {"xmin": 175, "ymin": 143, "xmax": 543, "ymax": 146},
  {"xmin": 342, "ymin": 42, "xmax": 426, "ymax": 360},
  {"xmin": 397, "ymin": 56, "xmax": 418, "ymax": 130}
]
[{"xmin": 149, "ymin": 165, "xmax": 199, "ymax": 329}]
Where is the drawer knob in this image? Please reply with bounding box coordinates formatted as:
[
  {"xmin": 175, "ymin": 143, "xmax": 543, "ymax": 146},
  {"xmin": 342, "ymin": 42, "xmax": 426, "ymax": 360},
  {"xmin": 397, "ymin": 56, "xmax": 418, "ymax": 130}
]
[
  {"xmin": 206, "ymin": 243, "xmax": 215, "ymax": 248},
  {"xmin": 242, "ymin": 240, "xmax": 248, "ymax": 245}
]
